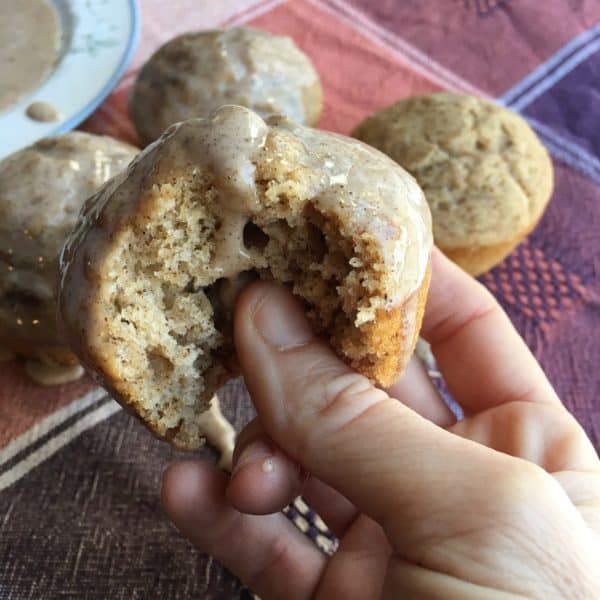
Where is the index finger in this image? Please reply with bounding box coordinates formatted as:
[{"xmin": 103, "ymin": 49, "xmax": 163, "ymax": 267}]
[{"xmin": 421, "ymin": 248, "xmax": 561, "ymax": 414}]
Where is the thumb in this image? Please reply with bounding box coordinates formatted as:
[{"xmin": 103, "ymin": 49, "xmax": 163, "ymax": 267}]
[{"xmin": 233, "ymin": 282, "xmax": 532, "ymax": 553}]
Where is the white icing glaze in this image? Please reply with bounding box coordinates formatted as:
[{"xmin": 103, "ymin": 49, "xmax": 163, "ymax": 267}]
[
  {"xmin": 59, "ymin": 106, "xmax": 431, "ymax": 401},
  {"xmin": 0, "ymin": 0, "xmax": 60, "ymax": 112},
  {"xmin": 25, "ymin": 359, "xmax": 84, "ymax": 386},
  {"xmin": 217, "ymin": 271, "xmax": 257, "ymax": 314},
  {"xmin": 205, "ymin": 106, "xmax": 268, "ymax": 278},
  {"xmin": 132, "ymin": 27, "xmax": 321, "ymax": 143},
  {"xmin": 267, "ymin": 117, "xmax": 433, "ymax": 312},
  {"xmin": 198, "ymin": 394, "xmax": 236, "ymax": 471},
  {"xmin": 204, "ymin": 28, "xmax": 317, "ymax": 124},
  {"xmin": 0, "ymin": 133, "xmax": 137, "ymax": 351},
  {"xmin": 415, "ymin": 338, "xmax": 441, "ymax": 379},
  {"xmin": 61, "ymin": 106, "xmax": 431, "ymax": 327},
  {"xmin": 26, "ymin": 101, "xmax": 60, "ymax": 122}
]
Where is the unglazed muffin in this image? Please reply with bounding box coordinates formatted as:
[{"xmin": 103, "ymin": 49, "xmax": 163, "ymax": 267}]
[
  {"xmin": 0, "ymin": 132, "xmax": 138, "ymax": 384},
  {"xmin": 353, "ymin": 92, "xmax": 554, "ymax": 276},
  {"xmin": 59, "ymin": 105, "xmax": 432, "ymax": 450},
  {"xmin": 130, "ymin": 28, "xmax": 322, "ymax": 145}
]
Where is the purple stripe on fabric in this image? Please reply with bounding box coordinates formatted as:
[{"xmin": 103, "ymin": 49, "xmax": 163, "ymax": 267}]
[
  {"xmin": 528, "ymin": 119, "xmax": 600, "ymax": 184},
  {"xmin": 501, "ymin": 23, "xmax": 600, "ymax": 107},
  {"xmin": 523, "ymin": 49, "xmax": 600, "ymax": 160},
  {"xmin": 479, "ymin": 159, "xmax": 600, "ymax": 450}
]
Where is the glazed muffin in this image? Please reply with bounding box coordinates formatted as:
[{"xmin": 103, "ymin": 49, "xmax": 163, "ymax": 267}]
[
  {"xmin": 130, "ymin": 28, "xmax": 323, "ymax": 145},
  {"xmin": 353, "ymin": 92, "xmax": 554, "ymax": 276},
  {"xmin": 0, "ymin": 132, "xmax": 138, "ymax": 382},
  {"xmin": 59, "ymin": 105, "xmax": 432, "ymax": 450}
]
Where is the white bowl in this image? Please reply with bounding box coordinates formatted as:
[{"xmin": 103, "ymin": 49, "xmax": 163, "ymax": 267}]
[{"xmin": 0, "ymin": 0, "xmax": 140, "ymax": 160}]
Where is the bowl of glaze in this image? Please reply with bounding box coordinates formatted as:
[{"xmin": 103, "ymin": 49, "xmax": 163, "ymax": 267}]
[{"xmin": 0, "ymin": 0, "xmax": 140, "ymax": 160}]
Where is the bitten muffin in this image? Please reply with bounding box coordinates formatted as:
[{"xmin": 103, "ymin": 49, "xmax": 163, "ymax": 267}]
[
  {"xmin": 130, "ymin": 28, "xmax": 323, "ymax": 145},
  {"xmin": 59, "ymin": 105, "xmax": 432, "ymax": 450},
  {"xmin": 0, "ymin": 132, "xmax": 138, "ymax": 383},
  {"xmin": 353, "ymin": 92, "xmax": 554, "ymax": 276}
]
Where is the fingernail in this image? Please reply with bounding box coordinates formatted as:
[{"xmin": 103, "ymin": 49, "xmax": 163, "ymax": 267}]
[
  {"xmin": 232, "ymin": 439, "xmax": 273, "ymax": 477},
  {"xmin": 261, "ymin": 458, "xmax": 275, "ymax": 473},
  {"xmin": 253, "ymin": 286, "xmax": 313, "ymax": 350}
]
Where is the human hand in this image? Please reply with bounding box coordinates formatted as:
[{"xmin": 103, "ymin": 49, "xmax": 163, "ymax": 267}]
[{"xmin": 161, "ymin": 248, "xmax": 600, "ymax": 599}]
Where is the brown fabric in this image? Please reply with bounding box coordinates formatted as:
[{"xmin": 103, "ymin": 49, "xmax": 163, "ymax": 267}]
[
  {"xmin": 0, "ymin": 367, "xmax": 95, "ymax": 447},
  {"xmin": 0, "ymin": 380, "xmax": 255, "ymax": 598}
]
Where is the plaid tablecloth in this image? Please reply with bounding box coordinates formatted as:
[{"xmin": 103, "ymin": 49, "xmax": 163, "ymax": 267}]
[{"xmin": 1, "ymin": 0, "xmax": 599, "ymax": 597}]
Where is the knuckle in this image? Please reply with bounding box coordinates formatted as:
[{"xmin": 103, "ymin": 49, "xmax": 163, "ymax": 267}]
[
  {"xmin": 323, "ymin": 372, "xmax": 380, "ymax": 411},
  {"xmin": 504, "ymin": 402, "xmax": 595, "ymax": 471},
  {"xmin": 319, "ymin": 372, "xmax": 390, "ymax": 430},
  {"xmin": 246, "ymin": 535, "xmax": 290, "ymax": 591},
  {"xmin": 493, "ymin": 460, "xmax": 554, "ymax": 515},
  {"xmin": 430, "ymin": 293, "xmax": 500, "ymax": 347},
  {"xmin": 293, "ymin": 371, "xmax": 390, "ymax": 457}
]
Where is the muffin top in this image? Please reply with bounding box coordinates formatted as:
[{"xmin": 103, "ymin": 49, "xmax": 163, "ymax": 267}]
[
  {"xmin": 62, "ymin": 106, "xmax": 431, "ymax": 330},
  {"xmin": 0, "ymin": 132, "xmax": 137, "ymax": 348},
  {"xmin": 353, "ymin": 92, "xmax": 553, "ymax": 250},
  {"xmin": 59, "ymin": 106, "xmax": 432, "ymax": 447},
  {"xmin": 130, "ymin": 28, "xmax": 323, "ymax": 145}
]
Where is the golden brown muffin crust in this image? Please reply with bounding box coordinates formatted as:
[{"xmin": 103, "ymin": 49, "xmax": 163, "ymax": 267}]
[{"xmin": 353, "ymin": 93, "xmax": 554, "ymax": 275}]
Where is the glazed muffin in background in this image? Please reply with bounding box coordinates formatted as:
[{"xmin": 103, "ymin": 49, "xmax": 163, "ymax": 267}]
[
  {"xmin": 353, "ymin": 92, "xmax": 554, "ymax": 276},
  {"xmin": 59, "ymin": 105, "xmax": 432, "ymax": 450},
  {"xmin": 129, "ymin": 28, "xmax": 323, "ymax": 145},
  {"xmin": 0, "ymin": 132, "xmax": 138, "ymax": 385}
]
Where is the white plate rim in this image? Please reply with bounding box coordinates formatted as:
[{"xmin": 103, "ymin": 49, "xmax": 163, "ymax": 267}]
[
  {"xmin": 50, "ymin": 0, "xmax": 140, "ymax": 136},
  {"xmin": 1, "ymin": 0, "xmax": 140, "ymax": 158}
]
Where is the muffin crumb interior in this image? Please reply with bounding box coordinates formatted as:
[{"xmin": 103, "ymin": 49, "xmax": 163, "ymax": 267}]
[{"xmin": 101, "ymin": 161, "xmax": 387, "ymax": 448}]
